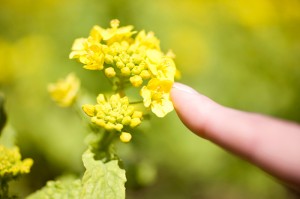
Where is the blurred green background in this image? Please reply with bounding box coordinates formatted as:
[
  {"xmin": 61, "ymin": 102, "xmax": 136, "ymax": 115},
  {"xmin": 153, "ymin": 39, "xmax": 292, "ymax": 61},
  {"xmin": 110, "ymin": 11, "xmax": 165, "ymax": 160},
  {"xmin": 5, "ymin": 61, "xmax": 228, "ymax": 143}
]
[{"xmin": 1, "ymin": 0, "xmax": 300, "ymax": 198}]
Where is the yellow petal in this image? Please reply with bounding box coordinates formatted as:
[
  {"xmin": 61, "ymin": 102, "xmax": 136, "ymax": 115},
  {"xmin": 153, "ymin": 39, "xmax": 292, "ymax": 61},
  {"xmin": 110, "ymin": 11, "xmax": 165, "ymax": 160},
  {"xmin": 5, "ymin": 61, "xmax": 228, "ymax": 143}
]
[
  {"xmin": 71, "ymin": 38, "xmax": 86, "ymax": 51},
  {"xmin": 146, "ymin": 49, "xmax": 162, "ymax": 64},
  {"xmin": 141, "ymin": 86, "xmax": 152, "ymax": 107},
  {"xmin": 97, "ymin": 94, "xmax": 106, "ymax": 104},
  {"xmin": 82, "ymin": 104, "xmax": 95, "ymax": 117}
]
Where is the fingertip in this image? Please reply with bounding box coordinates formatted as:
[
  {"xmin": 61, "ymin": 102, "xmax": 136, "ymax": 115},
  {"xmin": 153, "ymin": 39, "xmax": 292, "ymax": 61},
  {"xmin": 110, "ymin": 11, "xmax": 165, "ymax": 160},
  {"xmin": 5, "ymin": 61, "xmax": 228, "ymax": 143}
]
[
  {"xmin": 171, "ymin": 82, "xmax": 219, "ymax": 137},
  {"xmin": 172, "ymin": 82, "xmax": 199, "ymax": 95}
]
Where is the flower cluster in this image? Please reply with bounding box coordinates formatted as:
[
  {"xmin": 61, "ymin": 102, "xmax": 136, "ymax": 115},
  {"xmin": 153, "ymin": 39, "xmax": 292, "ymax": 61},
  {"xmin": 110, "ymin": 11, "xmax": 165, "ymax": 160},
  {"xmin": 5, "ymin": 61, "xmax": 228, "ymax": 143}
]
[
  {"xmin": 52, "ymin": 19, "xmax": 181, "ymax": 142},
  {"xmin": 0, "ymin": 145, "xmax": 33, "ymax": 179},
  {"xmin": 82, "ymin": 94, "xmax": 142, "ymax": 142},
  {"xmin": 48, "ymin": 73, "xmax": 80, "ymax": 107},
  {"xmin": 70, "ymin": 19, "xmax": 178, "ymax": 118}
]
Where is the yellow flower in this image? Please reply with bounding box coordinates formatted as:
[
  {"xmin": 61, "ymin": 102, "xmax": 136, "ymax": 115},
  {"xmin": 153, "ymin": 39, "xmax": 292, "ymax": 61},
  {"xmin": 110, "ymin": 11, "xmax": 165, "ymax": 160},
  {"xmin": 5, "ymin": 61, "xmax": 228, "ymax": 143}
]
[
  {"xmin": 146, "ymin": 49, "xmax": 176, "ymax": 81},
  {"xmin": 140, "ymin": 78, "xmax": 174, "ymax": 117},
  {"xmin": 0, "ymin": 145, "xmax": 33, "ymax": 179},
  {"xmin": 69, "ymin": 19, "xmax": 179, "ymax": 119},
  {"xmin": 69, "ymin": 37, "xmax": 105, "ymax": 70},
  {"xmin": 48, "ymin": 73, "xmax": 80, "ymax": 107},
  {"xmin": 82, "ymin": 94, "xmax": 143, "ymax": 132},
  {"xmin": 69, "ymin": 19, "xmax": 179, "ymax": 93},
  {"xmin": 135, "ymin": 30, "xmax": 160, "ymax": 50},
  {"xmin": 94, "ymin": 19, "xmax": 136, "ymax": 45}
]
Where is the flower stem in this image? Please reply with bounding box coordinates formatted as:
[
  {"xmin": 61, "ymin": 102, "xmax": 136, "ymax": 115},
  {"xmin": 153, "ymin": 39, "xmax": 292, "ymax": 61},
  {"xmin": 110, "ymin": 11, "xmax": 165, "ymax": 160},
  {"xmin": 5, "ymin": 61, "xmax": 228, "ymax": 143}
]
[
  {"xmin": 129, "ymin": 100, "xmax": 143, "ymax": 104},
  {"xmin": 93, "ymin": 130, "xmax": 118, "ymax": 162},
  {"xmin": 0, "ymin": 179, "xmax": 9, "ymax": 199}
]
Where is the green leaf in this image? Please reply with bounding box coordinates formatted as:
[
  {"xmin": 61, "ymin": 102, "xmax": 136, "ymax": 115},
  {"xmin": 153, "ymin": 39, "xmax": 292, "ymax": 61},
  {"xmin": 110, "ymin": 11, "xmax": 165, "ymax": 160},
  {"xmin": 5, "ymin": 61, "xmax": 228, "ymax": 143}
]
[
  {"xmin": 81, "ymin": 150, "xmax": 126, "ymax": 199},
  {"xmin": 26, "ymin": 151, "xmax": 126, "ymax": 199},
  {"xmin": 26, "ymin": 178, "xmax": 82, "ymax": 199}
]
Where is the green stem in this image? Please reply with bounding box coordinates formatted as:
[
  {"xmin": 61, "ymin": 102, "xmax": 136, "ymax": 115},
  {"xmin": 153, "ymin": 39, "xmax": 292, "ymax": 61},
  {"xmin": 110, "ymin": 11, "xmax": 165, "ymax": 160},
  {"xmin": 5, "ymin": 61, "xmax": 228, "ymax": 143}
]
[
  {"xmin": 73, "ymin": 100, "xmax": 95, "ymax": 132},
  {"xmin": 104, "ymin": 74, "xmax": 114, "ymax": 87},
  {"xmin": 117, "ymin": 78, "xmax": 126, "ymax": 97},
  {"xmin": 129, "ymin": 100, "xmax": 143, "ymax": 105},
  {"xmin": 0, "ymin": 179, "xmax": 9, "ymax": 199},
  {"xmin": 114, "ymin": 76, "xmax": 131, "ymax": 97},
  {"xmin": 93, "ymin": 130, "xmax": 118, "ymax": 162}
]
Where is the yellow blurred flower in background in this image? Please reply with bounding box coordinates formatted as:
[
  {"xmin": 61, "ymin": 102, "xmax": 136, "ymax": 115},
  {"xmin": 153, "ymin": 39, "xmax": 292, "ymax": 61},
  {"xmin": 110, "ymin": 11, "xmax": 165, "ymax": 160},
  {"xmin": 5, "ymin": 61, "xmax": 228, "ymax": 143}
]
[
  {"xmin": 0, "ymin": 36, "xmax": 51, "ymax": 85},
  {"xmin": 0, "ymin": 145, "xmax": 33, "ymax": 179},
  {"xmin": 48, "ymin": 73, "xmax": 80, "ymax": 107},
  {"xmin": 224, "ymin": 0, "xmax": 277, "ymax": 28}
]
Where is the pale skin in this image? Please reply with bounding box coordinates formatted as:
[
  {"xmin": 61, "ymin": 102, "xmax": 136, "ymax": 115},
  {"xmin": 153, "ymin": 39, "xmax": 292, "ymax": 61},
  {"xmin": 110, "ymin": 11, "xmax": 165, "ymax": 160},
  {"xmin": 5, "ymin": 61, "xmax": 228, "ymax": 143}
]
[{"xmin": 170, "ymin": 82, "xmax": 300, "ymax": 191}]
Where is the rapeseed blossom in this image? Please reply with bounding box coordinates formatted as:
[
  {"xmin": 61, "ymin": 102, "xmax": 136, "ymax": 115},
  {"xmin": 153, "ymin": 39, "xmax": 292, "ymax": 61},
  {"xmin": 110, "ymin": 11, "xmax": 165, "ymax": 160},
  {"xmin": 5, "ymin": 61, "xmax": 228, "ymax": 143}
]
[
  {"xmin": 48, "ymin": 73, "xmax": 80, "ymax": 107},
  {"xmin": 82, "ymin": 94, "xmax": 143, "ymax": 142},
  {"xmin": 0, "ymin": 145, "xmax": 33, "ymax": 179},
  {"xmin": 141, "ymin": 78, "xmax": 174, "ymax": 117},
  {"xmin": 146, "ymin": 49, "xmax": 176, "ymax": 81},
  {"xmin": 70, "ymin": 19, "xmax": 179, "ymax": 118}
]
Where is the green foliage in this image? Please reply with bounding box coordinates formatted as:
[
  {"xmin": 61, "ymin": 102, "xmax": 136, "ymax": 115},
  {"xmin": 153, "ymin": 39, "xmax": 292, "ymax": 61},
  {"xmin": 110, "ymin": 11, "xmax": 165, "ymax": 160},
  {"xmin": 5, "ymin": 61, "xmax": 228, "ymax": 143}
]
[
  {"xmin": 27, "ymin": 150, "xmax": 126, "ymax": 199},
  {"xmin": 81, "ymin": 150, "xmax": 126, "ymax": 199},
  {"xmin": 26, "ymin": 178, "xmax": 82, "ymax": 199},
  {"xmin": 0, "ymin": 144, "xmax": 33, "ymax": 199},
  {"xmin": 0, "ymin": 96, "xmax": 33, "ymax": 199}
]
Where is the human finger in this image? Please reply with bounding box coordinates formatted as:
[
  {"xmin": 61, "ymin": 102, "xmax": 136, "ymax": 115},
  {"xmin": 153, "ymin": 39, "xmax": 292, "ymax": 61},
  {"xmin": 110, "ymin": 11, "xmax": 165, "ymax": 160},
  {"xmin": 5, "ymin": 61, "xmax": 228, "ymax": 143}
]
[{"xmin": 171, "ymin": 82, "xmax": 300, "ymax": 190}]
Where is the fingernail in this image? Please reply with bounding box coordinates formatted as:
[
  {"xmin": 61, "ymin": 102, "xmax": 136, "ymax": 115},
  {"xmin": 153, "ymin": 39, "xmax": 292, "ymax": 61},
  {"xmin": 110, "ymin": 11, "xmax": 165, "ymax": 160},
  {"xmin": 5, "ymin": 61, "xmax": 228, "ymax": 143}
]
[{"xmin": 172, "ymin": 82, "xmax": 199, "ymax": 95}]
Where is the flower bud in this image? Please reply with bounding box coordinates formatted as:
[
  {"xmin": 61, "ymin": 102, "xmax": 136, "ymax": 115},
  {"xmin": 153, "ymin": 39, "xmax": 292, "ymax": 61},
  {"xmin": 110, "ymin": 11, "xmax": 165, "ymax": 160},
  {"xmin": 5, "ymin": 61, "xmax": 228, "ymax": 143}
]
[
  {"xmin": 105, "ymin": 67, "xmax": 116, "ymax": 78},
  {"xmin": 115, "ymin": 123, "xmax": 123, "ymax": 131},
  {"xmin": 97, "ymin": 94, "xmax": 106, "ymax": 104},
  {"xmin": 122, "ymin": 116, "xmax": 131, "ymax": 125},
  {"xmin": 132, "ymin": 111, "xmax": 143, "ymax": 119},
  {"xmin": 121, "ymin": 67, "xmax": 131, "ymax": 76},
  {"xmin": 104, "ymin": 54, "xmax": 114, "ymax": 64},
  {"xmin": 130, "ymin": 118, "xmax": 141, "ymax": 128},
  {"xmin": 130, "ymin": 75, "xmax": 143, "ymax": 87},
  {"xmin": 82, "ymin": 104, "xmax": 95, "ymax": 117},
  {"xmin": 120, "ymin": 132, "xmax": 132, "ymax": 143},
  {"xmin": 140, "ymin": 70, "xmax": 151, "ymax": 79},
  {"xmin": 116, "ymin": 61, "xmax": 125, "ymax": 69}
]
